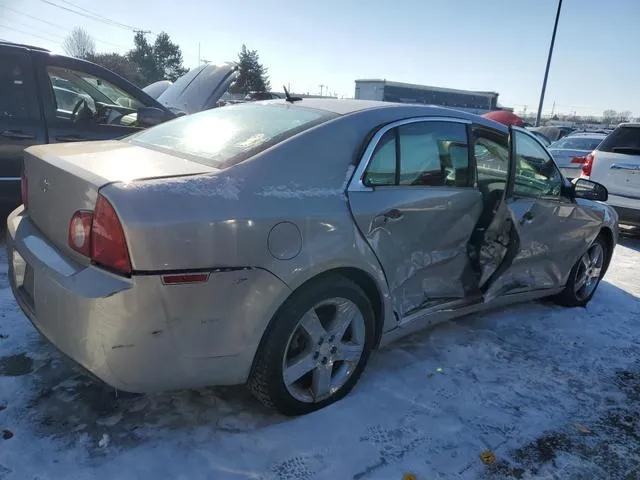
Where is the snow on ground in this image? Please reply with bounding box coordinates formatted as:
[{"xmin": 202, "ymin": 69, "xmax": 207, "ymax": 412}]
[{"xmin": 1, "ymin": 235, "xmax": 640, "ymax": 479}]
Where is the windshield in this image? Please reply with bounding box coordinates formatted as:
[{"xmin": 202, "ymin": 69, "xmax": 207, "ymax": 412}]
[
  {"xmin": 550, "ymin": 136, "xmax": 604, "ymax": 150},
  {"xmin": 128, "ymin": 103, "xmax": 337, "ymax": 167},
  {"xmin": 46, "ymin": 66, "xmax": 144, "ymax": 110}
]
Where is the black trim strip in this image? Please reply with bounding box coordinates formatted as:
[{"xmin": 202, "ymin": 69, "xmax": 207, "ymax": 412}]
[
  {"xmin": 133, "ymin": 266, "xmax": 252, "ymax": 276},
  {"xmin": 394, "ymin": 127, "xmax": 401, "ymax": 185}
]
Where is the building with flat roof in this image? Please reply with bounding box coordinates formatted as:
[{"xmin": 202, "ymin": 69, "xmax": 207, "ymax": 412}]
[{"xmin": 354, "ymin": 79, "xmax": 501, "ymax": 115}]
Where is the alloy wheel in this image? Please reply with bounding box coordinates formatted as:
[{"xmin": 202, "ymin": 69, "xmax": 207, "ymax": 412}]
[
  {"xmin": 282, "ymin": 297, "xmax": 366, "ymax": 403},
  {"xmin": 574, "ymin": 242, "xmax": 604, "ymax": 301}
]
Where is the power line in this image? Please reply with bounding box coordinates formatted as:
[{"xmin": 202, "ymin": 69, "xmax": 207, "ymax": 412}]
[
  {"xmin": 2, "ymin": 7, "xmax": 130, "ymax": 50},
  {"xmin": 2, "ymin": 6, "xmax": 67, "ymax": 32},
  {"xmin": 0, "ymin": 24, "xmax": 61, "ymax": 44},
  {"xmin": 57, "ymin": 0, "xmax": 137, "ymax": 29},
  {"xmin": 37, "ymin": 0, "xmax": 144, "ymax": 32}
]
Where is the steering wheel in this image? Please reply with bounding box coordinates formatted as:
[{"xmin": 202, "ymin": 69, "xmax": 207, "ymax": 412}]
[{"xmin": 70, "ymin": 98, "xmax": 91, "ymax": 124}]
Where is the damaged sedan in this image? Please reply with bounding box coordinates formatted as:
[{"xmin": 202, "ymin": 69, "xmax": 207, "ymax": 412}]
[{"xmin": 7, "ymin": 98, "xmax": 618, "ymax": 416}]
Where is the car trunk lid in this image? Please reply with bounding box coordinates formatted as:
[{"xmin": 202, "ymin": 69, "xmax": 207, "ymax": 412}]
[
  {"xmin": 549, "ymin": 148, "xmax": 590, "ymax": 168},
  {"xmin": 23, "ymin": 140, "xmax": 216, "ymax": 262}
]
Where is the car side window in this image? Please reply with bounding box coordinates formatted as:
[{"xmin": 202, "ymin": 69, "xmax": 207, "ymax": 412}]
[
  {"xmin": 474, "ymin": 130, "xmax": 510, "ymax": 197},
  {"xmin": 398, "ymin": 122, "xmax": 469, "ymax": 187},
  {"xmin": 514, "ymin": 130, "xmax": 562, "ymax": 198},
  {"xmin": 364, "ymin": 121, "xmax": 470, "ymax": 187},
  {"xmin": 0, "ymin": 52, "xmax": 39, "ymax": 121},
  {"xmin": 44, "ymin": 66, "xmax": 144, "ymax": 126},
  {"xmin": 364, "ymin": 130, "xmax": 396, "ymax": 186}
]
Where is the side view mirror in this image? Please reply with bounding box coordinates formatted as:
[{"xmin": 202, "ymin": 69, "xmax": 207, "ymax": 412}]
[
  {"xmin": 137, "ymin": 106, "xmax": 171, "ymax": 127},
  {"xmin": 571, "ymin": 178, "xmax": 608, "ymax": 202}
]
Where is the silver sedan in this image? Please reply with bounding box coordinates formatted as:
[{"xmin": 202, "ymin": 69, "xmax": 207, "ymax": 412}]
[{"xmin": 8, "ymin": 99, "xmax": 618, "ymax": 415}]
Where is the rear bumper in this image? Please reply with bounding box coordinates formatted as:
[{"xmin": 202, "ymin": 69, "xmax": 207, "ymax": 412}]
[
  {"xmin": 607, "ymin": 194, "xmax": 640, "ymax": 227},
  {"xmin": 611, "ymin": 206, "xmax": 640, "ymax": 227},
  {"xmin": 7, "ymin": 207, "xmax": 291, "ymax": 392}
]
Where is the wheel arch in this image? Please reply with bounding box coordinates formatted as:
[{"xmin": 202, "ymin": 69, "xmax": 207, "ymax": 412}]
[
  {"xmin": 250, "ymin": 266, "xmax": 387, "ymax": 379},
  {"xmin": 598, "ymin": 226, "xmax": 615, "ymax": 275}
]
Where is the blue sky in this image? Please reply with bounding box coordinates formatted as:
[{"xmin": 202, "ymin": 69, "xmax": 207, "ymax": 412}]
[{"xmin": 1, "ymin": 0, "xmax": 638, "ymax": 116}]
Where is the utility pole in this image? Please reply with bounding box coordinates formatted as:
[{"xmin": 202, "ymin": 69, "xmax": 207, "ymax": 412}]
[
  {"xmin": 551, "ymin": 101, "xmax": 556, "ymax": 117},
  {"xmin": 319, "ymin": 84, "xmax": 325, "ymax": 96},
  {"xmin": 535, "ymin": 0, "xmax": 562, "ymax": 126}
]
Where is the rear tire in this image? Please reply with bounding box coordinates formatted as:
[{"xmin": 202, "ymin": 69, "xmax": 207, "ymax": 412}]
[
  {"xmin": 248, "ymin": 275, "xmax": 375, "ymax": 416},
  {"xmin": 552, "ymin": 233, "xmax": 609, "ymax": 307}
]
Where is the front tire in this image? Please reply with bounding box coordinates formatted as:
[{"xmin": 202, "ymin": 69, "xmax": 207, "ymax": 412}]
[
  {"xmin": 553, "ymin": 233, "xmax": 608, "ymax": 307},
  {"xmin": 248, "ymin": 275, "xmax": 375, "ymax": 416}
]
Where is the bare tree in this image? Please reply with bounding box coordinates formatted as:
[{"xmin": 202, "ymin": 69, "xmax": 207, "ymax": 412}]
[
  {"xmin": 63, "ymin": 27, "xmax": 96, "ymax": 59},
  {"xmin": 618, "ymin": 111, "xmax": 632, "ymax": 123}
]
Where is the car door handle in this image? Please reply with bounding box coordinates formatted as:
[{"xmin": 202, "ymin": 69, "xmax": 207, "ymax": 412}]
[
  {"xmin": 611, "ymin": 163, "xmax": 640, "ymax": 171},
  {"xmin": 371, "ymin": 209, "xmax": 404, "ymax": 230},
  {"xmin": 519, "ymin": 211, "xmax": 534, "ymax": 225},
  {"xmin": 384, "ymin": 208, "xmax": 403, "ymax": 220},
  {"xmin": 1, "ymin": 130, "xmax": 36, "ymax": 140},
  {"xmin": 55, "ymin": 135, "xmax": 86, "ymax": 142}
]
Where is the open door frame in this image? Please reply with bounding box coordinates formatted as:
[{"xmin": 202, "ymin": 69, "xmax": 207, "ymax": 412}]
[{"xmin": 477, "ymin": 125, "xmax": 521, "ymax": 295}]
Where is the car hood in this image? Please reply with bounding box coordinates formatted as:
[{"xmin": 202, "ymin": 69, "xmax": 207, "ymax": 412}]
[
  {"xmin": 143, "ymin": 80, "xmax": 173, "ymax": 99},
  {"xmin": 156, "ymin": 63, "xmax": 238, "ymax": 116}
]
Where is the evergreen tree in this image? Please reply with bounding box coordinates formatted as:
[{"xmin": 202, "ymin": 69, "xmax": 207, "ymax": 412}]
[
  {"xmin": 127, "ymin": 32, "xmax": 187, "ymax": 85},
  {"xmin": 229, "ymin": 45, "xmax": 271, "ymax": 94},
  {"xmin": 127, "ymin": 32, "xmax": 156, "ymax": 85},
  {"xmin": 153, "ymin": 32, "xmax": 188, "ymax": 81}
]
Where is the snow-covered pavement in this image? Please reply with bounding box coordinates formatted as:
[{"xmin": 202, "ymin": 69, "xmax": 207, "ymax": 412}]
[{"xmin": 1, "ymin": 235, "xmax": 640, "ymax": 479}]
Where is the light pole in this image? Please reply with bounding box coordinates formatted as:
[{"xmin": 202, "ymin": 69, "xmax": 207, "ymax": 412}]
[{"xmin": 535, "ymin": 0, "xmax": 563, "ymax": 127}]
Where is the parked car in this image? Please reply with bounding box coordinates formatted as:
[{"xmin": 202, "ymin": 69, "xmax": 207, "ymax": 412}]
[
  {"xmin": 526, "ymin": 128, "xmax": 552, "ymax": 146},
  {"xmin": 580, "ymin": 123, "xmax": 640, "ymax": 227},
  {"xmin": 244, "ymin": 91, "xmax": 283, "ymax": 101},
  {"xmin": 529, "ymin": 125, "xmax": 575, "ymax": 143},
  {"xmin": 8, "ymin": 99, "xmax": 617, "ymax": 416},
  {"xmin": 0, "ymin": 41, "xmax": 237, "ymax": 207},
  {"xmin": 548, "ymin": 132, "xmax": 606, "ymax": 179}
]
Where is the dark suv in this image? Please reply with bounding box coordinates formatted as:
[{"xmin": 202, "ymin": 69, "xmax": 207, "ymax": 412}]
[{"xmin": 0, "ymin": 41, "xmax": 237, "ymax": 207}]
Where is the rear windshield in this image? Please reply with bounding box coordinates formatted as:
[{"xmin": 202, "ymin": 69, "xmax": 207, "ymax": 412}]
[
  {"xmin": 598, "ymin": 127, "xmax": 640, "ymax": 154},
  {"xmin": 550, "ymin": 136, "xmax": 604, "ymax": 150},
  {"xmin": 128, "ymin": 103, "xmax": 337, "ymax": 168}
]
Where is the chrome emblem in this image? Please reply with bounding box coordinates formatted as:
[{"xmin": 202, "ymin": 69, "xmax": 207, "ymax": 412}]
[{"xmin": 40, "ymin": 177, "xmax": 50, "ymax": 192}]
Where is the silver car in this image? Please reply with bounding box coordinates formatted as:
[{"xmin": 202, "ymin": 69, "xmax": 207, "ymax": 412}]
[
  {"xmin": 548, "ymin": 133, "xmax": 606, "ymax": 179},
  {"xmin": 7, "ymin": 100, "xmax": 618, "ymax": 416}
]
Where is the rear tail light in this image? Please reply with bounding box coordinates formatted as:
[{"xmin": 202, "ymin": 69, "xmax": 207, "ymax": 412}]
[
  {"xmin": 68, "ymin": 211, "xmax": 93, "ymax": 257},
  {"xmin": 68, "ymin": 194, "xmax": 132, "ymax": 276},
  {"xmin": 582, "ymin": 152, "xmax": 595, "ymax": 176},
  {"xmin": 21, "ymin": 169, "xmax": 28, "ymax": 208},
  {"xmin": 91, "ymin": 195, "xmax": 131, "ymax": 275},
  {"xmin": 571, "ymin": 156, "xmax": 586, "ymax": 164}
]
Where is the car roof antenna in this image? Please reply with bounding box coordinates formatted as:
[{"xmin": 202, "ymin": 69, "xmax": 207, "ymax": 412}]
[{"xmin": 283, "ymin": 85, "xmax": 302, "ymax": 103}]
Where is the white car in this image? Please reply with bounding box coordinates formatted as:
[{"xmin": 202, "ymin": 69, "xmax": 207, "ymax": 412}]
[{"xmin": 581, "ymin": 123, "xmax": 640, "ymax": 227}]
